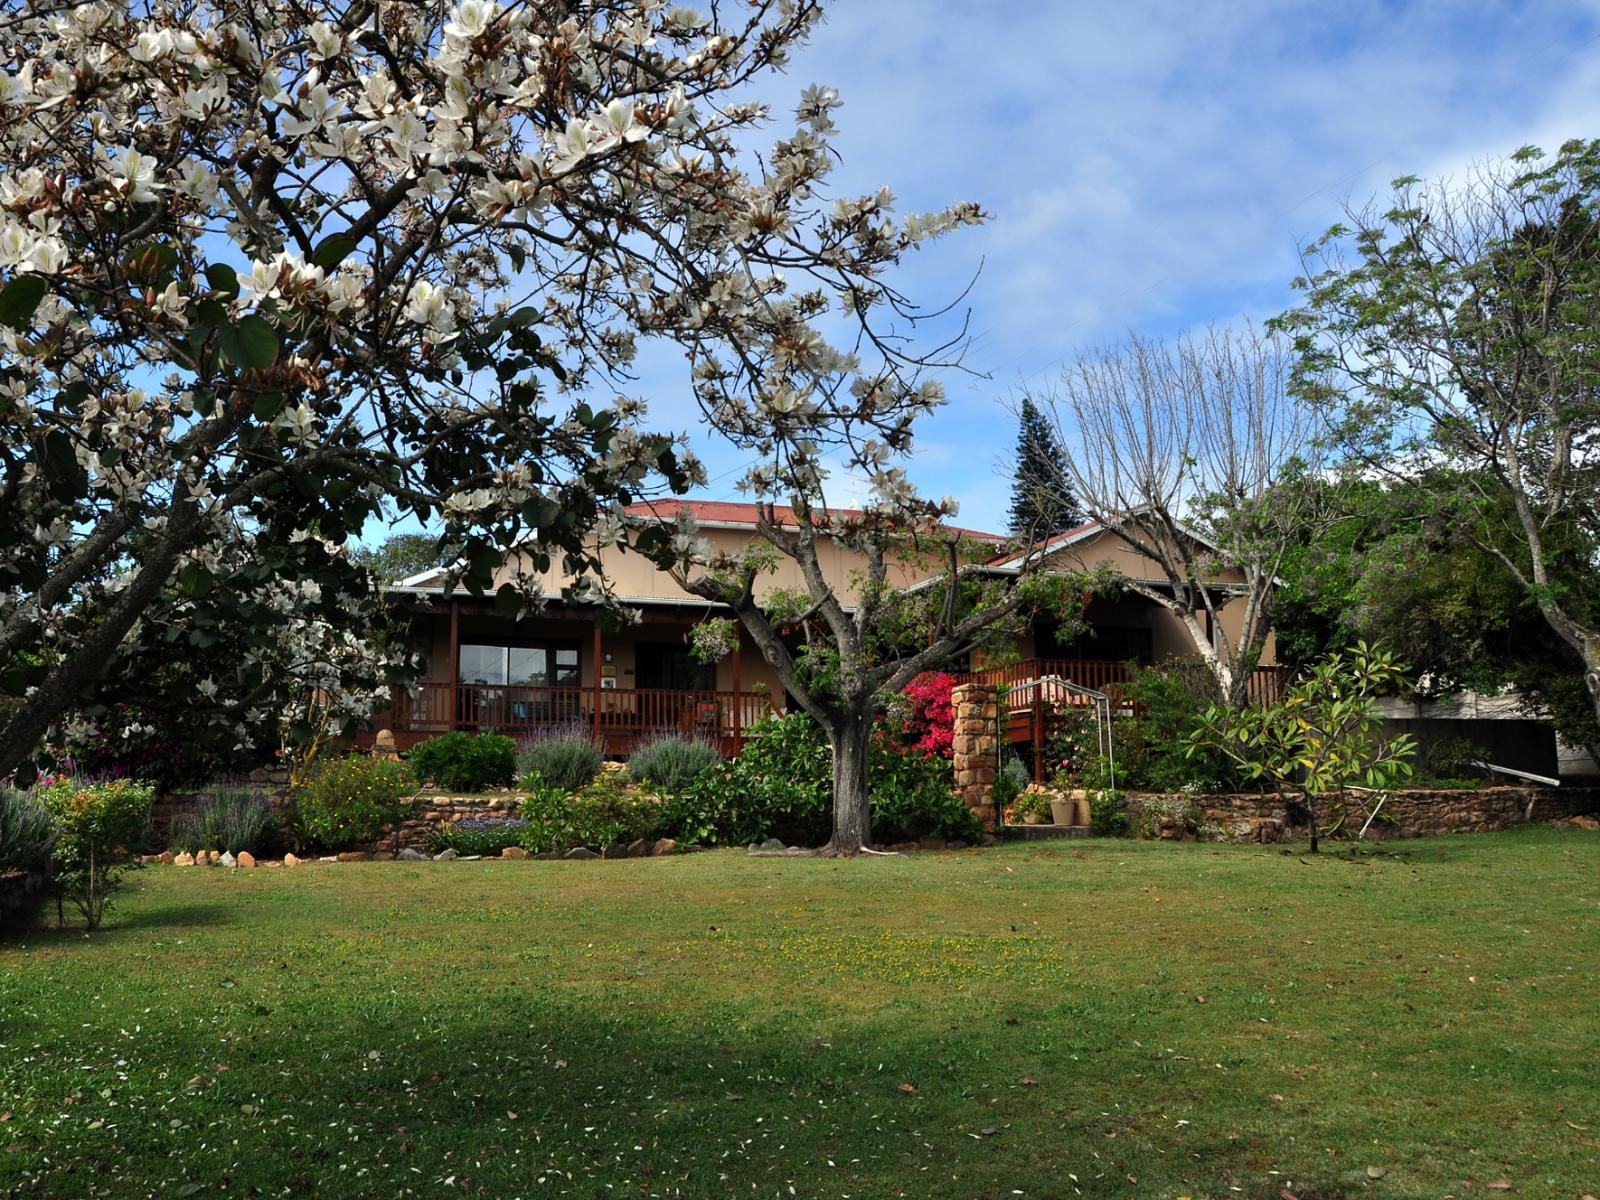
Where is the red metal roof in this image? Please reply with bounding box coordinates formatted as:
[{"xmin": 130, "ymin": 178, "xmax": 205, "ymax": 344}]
[{"xmin": 622, "ymin": 499, "xmax": 1005, "ymax": 542}]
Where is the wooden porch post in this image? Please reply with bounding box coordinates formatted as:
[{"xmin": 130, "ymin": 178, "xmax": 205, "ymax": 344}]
[
  {"xmin": 449, "ymin": 598, "xmax": 460, "ymax": 730},
  {"xmin": 730, "ymin": 633, "xmax": 743, "ymax": 753},
  {"xmin": 592, "ymin": 621, "xmax": 603, "ymax": 745}
]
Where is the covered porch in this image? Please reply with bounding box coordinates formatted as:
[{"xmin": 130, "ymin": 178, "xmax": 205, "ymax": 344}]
[{"xmin": 367, "ymin": 595, "xmax": 781, "ymax": 756}]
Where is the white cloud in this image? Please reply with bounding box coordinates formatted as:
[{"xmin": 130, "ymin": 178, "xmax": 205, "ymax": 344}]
[{"xmin": 625, "ymin": 1, "xmax": 1600, "ymax": 532}]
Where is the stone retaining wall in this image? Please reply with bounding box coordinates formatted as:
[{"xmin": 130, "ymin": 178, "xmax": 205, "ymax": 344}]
[
  {"xmin": 154, "ymin": 778, "xmax": 520, "ymax": 852},
  {"xmin": 1125, "ymin": 786, "xmax": 1600, "ymax": 842}
]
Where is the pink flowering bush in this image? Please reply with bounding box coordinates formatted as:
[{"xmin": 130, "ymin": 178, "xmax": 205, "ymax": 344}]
[{"xmin": 890, "ymin": 672, "xmax": 958, "ymax": 759}]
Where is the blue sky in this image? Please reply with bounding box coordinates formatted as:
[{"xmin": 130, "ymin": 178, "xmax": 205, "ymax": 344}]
[{"xmin": 630, "ymin": 0, "xmax": 1600, "ymax": 533}]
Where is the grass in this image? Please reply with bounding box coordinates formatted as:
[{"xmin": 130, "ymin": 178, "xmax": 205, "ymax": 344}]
[{"xmin": 1, "ymin": 829, "xmax": 1597, "ymax": 1199}]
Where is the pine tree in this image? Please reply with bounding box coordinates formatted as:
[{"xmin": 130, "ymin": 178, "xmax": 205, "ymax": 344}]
[{"xmin": 1008, "ymin": 395, "xmax": 1080, "ymax": 536}]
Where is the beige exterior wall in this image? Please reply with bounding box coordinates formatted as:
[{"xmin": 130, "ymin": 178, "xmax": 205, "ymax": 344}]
[{"xmin": 488, "ymin": 525, "xmax": 959, "ymax": 607}]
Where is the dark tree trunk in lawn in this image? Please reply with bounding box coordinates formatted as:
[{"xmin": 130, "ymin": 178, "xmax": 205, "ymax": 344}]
[{"xmin": 827, "ymin": 711, "xmax": 874, "ymax": 856}]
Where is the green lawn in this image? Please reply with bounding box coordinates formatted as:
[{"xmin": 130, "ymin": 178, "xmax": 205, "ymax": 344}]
[{"xmin": 2, "ymin": 831, "xmax": 1597, "ymax": 1199}]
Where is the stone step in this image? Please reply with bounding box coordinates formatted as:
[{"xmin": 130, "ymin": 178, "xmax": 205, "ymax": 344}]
[{"xmin": 998, "ymin": 823, "xmax": 1092, "ymax": 840}]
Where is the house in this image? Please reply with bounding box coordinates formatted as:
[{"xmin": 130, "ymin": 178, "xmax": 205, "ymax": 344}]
[
  {"xmin": 964, "ymin": 520, "xmax": 1286, "ymax": 704},
  {"xmin": 368, "ymin": 501, "xmax": 1284, "ymax": 754}
]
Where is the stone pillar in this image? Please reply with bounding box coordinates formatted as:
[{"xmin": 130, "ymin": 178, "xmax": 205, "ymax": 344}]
[{"xmin": 951, "ymin": 682, "xmax": 1001, "ymax": 826}]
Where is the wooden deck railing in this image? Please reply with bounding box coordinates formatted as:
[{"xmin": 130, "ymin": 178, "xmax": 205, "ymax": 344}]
[
  {"xmin": 958, "ymin": 658, "xmax": 1293, "ymax": 708},
  {"xmin": 388, "ymin": 682, "xmax": 778, "ymax": 752}
]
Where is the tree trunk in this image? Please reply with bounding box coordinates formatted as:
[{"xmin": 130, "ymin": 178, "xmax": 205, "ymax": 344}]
[
  {"xmin": 0, "ymin": 501, "xmax": 203, "ymax": 781},
  {"xmin": 826, "ymin": 711, "xmax": 874, "ymax": 856},
  {"xmin": 1583, "ymin": 636, "xmax": 1600, "ymax": 735}
]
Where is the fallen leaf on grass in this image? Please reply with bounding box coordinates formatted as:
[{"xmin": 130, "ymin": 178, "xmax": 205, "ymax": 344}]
[
  {"xmin": 1366, "ymin": 1165, "xmax": 1387, "ymax": 1179},
  {"xmin": 1485, "ymin": 1183, "xmax": 1513, "ymax": 1191},
  {"xmin": 1194, "ymin": 995, "xmax": 1207, "ymax": 1004},
  {"xmin": 896, "ymin": 1083, "xmax": 918, "ymax": 1094},
  {"xmin": 0, "ymin": 1112, "xmax": 10, "ymax": 1122},
  {"xmin": 1268, "ymin": 1094, "xmax": 1285, "ymax": 1102},
  {"xmin": 1020, "ymin": 1076, "xmax": 1038, "ymax": 1086},
  {"xmin": 1280, "ymin": 1191, "xmax": 1299, "ymax": 1200}
]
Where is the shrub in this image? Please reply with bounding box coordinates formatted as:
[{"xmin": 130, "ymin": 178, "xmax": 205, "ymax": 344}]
[
  {"xmin": 0, "ymin": 789, "xmax": 58, "ymax": 934},
  {"xmin": 1413, "ymin": 735, "xmax": 1488, "ymax": 788},
  {"xmin": 433, "ymin": 815, "xmax": 528, "ymax": 857},
  {"xmin": 627, "ymin": 736, "xmax": 721, "ymax": 794},
  {"xmin": 38, "ymin": 777, "xmax": 155, "ymax": 930},
  {"xmin": 170, "ymin": 787, "xmax": 280, "ymax": 856},
  {"xmin": 1114, "ymin": 661, "xmax": 1243, "ymax": 792},
  {"xmin": 517, "ymin": 774, "xmax": 664, "ymax": 853},
  {"xmin": 669, "ymin": 713, "xmax": 982, "ymax": 847},
  {"xmin": 883, "ymin": 671, "xmax": 957, "ymax": 758},
  {"xmin": 1186, "ymin": 642, "xmax": 1416, "ymax": 851},
  {"xmin": 516, "ymin": 725, "xmax": 604, "ymax": 792},
  {"xmin": 1089, "ymin": 788, "xmax": 1128, "ymax": 836},
  {"xmin": 868, "ymin": 736, "xmax": 981, "ymax": 843},
  {"xmin": 408, "ymin": 732, "xmax": 517, "ymax": 792},
  {"xmin": 675, "ymin": 713, "xmax": 831, "ymax": 846},
  {"xmin": 294, "ymin": 756, "xmax": 417, "ymax": 851},
  {"xmin": 56, "ymin": 702, "xmax": 240, "ymax": 792},
  {"xmin": 1045, "ymin": 704, "xmax": 1106, "ymax": 787},
  {"xmin": 990, "ymin": 754, "xmax": 1029, "ymax": 817}
]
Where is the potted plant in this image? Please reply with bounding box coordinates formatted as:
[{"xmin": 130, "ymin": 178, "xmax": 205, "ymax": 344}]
[
  {"xmin": 1048, "ymin": 764, "xmax": 1087, "ymax": 826},
  {"xmin": 1014, "ymin": 788, "xmax": 1052, "ymax": 825}
]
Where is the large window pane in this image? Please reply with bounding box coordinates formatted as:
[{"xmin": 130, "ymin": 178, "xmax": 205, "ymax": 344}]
[
  {"xmin": 459, "ymin": 644, "xmax": 505, "ymax": 685},
  {"xmin": 553, "ymin": 648, "xmax": 580, "ymax": 684},
  {"xmin": 508, "ymin": 647, "xmax": 548, "ymax": 686}
]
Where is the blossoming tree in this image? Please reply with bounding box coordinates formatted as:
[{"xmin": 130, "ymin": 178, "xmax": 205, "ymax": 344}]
[
  {"xmin": 656, "ymin": 499, "xmax": 1097, "ymax": 855},
  {"xmin": 0, "ymin": 0, "xmax": 985, "ymax": 780}
]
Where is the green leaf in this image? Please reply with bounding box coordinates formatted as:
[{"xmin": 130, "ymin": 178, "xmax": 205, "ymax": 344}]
[
  {"xmin": 253, "ymin": 392, "xmax": 285, "ymax": 421},
  {"xmin": 494, "ymin": 583, "xmax": 522, "ymax": 617},
  {"xmin": 0, "ymin": 274, "xmax": 47, "ymax": 330},
  {"xmin": 217, "ymin": 315, "xmax": 279, "ymax": 369},
  {"xmin": 176, "ymin": 562, "xmax": 215, "ymax": 597},
  {"xmin": 310, "ymin": 232, "xmax": 359, "ymax": 269},
  {"xmin": 204, "ymin": 262, "xmax": 241, "ymax": 297}
]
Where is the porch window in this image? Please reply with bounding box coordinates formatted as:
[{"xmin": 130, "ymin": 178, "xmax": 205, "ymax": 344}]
[{"xmin": 458, "ymin": 642, "xmax": 580, "ymax": 686}]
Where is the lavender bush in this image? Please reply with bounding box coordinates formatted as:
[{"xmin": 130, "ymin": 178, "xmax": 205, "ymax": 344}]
[{"xmin": 432, "ymin": 816, "xmax": 529, "ymax": 857}]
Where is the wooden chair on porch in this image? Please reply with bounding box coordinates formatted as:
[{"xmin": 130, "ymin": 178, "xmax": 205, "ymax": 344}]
[{"xmin": 686, "ymin": 700, "xmax": 721, "ymax": 740}]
